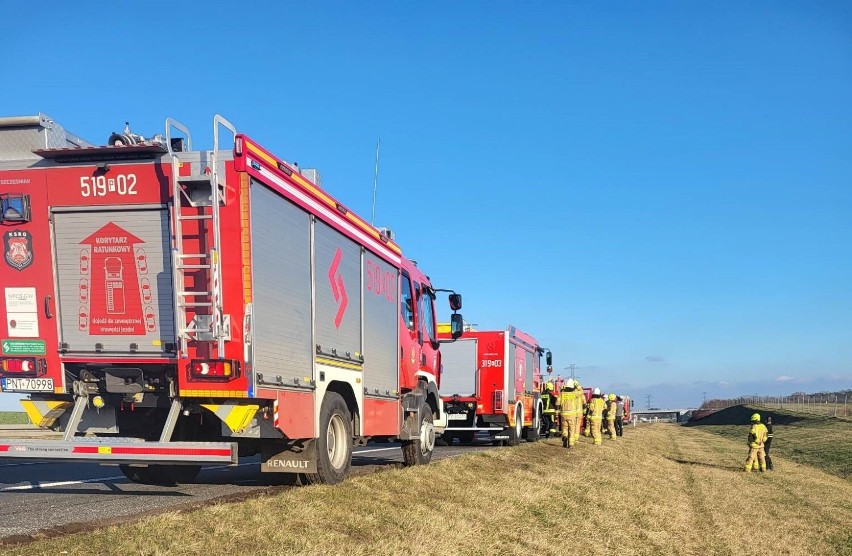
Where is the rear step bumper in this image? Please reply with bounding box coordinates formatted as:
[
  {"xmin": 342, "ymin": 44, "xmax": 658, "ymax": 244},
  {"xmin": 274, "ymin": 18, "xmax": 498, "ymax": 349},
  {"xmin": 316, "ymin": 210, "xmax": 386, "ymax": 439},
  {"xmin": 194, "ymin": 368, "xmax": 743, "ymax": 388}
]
[{"xmin": 0, "ymin": 439, "xmax": 238, "ymax": 465}]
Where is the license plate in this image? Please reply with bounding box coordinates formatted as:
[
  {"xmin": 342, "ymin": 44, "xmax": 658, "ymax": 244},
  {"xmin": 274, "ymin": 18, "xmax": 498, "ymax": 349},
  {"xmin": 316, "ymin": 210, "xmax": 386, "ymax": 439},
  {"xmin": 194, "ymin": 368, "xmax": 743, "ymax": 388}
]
[{"xmin": 1, "ymin": 377, "xmax": 54, "ymax": 392}]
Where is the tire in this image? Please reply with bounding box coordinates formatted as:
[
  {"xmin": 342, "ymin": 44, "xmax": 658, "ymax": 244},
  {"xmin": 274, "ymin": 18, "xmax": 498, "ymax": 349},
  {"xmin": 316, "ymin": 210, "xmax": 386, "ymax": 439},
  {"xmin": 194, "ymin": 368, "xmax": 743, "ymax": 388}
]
[
  {"xmin": 458, "ymin": 431, "xmax": 476, "ymax": 445},
  {"xmin": 402, "ymin": 401, "xmax": 435, "ymax": 466},
  {"xmin": 540, "ymin": 413, "xmax": 552, "ymax": 438},
  {"xmin": 120, "ymin": 464, "xmax": 201, "ymax": 486},
  {"xmin": 304, "ymin": 392, "xmax": 353, "ymax": 485},
  {"xmin": 525, "ymin": 405, "xmax": 540, "ymax": 442},
  {"xmin": 507, "ymin": 405, "xmax": 523, "ymax": 446}
]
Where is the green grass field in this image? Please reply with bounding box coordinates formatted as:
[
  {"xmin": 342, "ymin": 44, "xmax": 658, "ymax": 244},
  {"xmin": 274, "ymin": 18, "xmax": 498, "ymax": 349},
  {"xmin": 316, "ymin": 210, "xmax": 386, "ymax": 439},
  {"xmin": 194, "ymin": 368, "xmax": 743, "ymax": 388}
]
[
  {"xmin": 0, "ymin": 411, "xmax": 28, "ymax": 425},
  {"xmin": 2, "ymin": 419, "xmax": 851, "ymax": 555},
  {"xmin": 686, "ymin": 404, "xmax": 852, "ymax": 479}
]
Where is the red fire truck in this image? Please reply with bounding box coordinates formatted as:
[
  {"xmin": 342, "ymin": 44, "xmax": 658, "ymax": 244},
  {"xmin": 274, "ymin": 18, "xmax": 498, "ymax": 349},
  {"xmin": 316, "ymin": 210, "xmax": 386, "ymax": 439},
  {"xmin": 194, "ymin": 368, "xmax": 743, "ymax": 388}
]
[
  {"xmin": 0, "ymin": 113, "xmax": 463, "ymax": 485},
  {"xmin": 437, "ymin": 326, "xmax": 551, "ymax": 446}
]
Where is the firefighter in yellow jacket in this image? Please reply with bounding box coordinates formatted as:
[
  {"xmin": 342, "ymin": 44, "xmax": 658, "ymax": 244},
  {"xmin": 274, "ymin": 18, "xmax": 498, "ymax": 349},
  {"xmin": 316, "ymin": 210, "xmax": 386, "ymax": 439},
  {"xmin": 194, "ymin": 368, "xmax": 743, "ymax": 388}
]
[
  {"xmin": 572, "ymin": 381, "xmax": 585, "ymax": 446},
  {"xmin": 744, "ymin": 413, "xmax": 769, "ymax": 472},
  {"xmin": 606, "ymin": 393, "xmax": 618, "ymax": 440},
  {"xmin": 587, "ymin": 388, "xmax": 606, "ymax": 445},
  {"xmin": 558, "ymin": 379, "xmax": 578, "ymax": 448}
]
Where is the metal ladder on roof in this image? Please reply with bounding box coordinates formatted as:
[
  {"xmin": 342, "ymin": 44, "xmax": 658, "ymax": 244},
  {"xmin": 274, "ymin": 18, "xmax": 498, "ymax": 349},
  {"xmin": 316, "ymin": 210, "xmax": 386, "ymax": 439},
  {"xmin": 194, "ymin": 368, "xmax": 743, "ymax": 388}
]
[{"xmin": 165, "ymin": 115, "xmax": 237, "ymax": 358}]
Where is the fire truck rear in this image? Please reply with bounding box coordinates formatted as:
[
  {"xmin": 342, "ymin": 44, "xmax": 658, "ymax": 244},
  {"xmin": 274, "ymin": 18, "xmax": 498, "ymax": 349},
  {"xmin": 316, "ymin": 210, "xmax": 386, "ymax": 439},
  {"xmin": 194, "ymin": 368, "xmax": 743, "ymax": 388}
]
[
  {"xmin": 437, "ymin": 326, "xmax": 551, "ymax": 446},
  {"xmin": 0, "ymin": 114, "xmax": 463, "ymax": 484}
]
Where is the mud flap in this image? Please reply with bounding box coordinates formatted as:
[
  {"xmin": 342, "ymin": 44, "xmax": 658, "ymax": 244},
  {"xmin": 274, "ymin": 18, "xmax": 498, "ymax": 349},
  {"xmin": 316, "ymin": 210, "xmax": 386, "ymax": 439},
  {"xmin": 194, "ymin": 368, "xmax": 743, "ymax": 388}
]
[{"xmin": 261, "ymin": 439, "xmax": 318, "ymax": 474}]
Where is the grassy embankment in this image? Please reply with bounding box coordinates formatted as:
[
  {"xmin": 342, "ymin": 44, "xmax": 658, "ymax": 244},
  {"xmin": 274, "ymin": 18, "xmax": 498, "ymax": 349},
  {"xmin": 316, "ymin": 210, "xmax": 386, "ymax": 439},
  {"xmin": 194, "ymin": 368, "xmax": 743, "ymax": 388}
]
[
  {"xmin": 4, "ymin": 418, "xmax": 851, "ymax": 555},
  {"xmin": 686, "ymin": 404, "xmax": 852, "ymax": 479},
  {"xmin": 0, "ymin": 411, "xmax": 28, "ymax": 425}
]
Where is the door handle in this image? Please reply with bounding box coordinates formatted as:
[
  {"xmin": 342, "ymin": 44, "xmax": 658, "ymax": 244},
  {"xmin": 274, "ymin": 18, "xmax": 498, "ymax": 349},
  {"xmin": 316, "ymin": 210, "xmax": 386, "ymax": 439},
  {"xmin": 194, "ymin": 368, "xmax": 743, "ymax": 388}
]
[{"xmin": 44, "ymin": 295, "xmax": 53, "ymax": 319}]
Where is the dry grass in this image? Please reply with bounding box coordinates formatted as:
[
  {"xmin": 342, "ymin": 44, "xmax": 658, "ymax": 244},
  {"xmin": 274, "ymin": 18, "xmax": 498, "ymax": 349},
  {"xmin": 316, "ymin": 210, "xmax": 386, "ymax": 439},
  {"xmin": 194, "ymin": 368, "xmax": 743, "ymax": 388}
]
[
  {"xmin": 0, "ymin": 412, "xmax": 28, "ymax": 425},
  {"xmin": 4, "ymin": 424, "xmax": 852, "ymax": 556}
]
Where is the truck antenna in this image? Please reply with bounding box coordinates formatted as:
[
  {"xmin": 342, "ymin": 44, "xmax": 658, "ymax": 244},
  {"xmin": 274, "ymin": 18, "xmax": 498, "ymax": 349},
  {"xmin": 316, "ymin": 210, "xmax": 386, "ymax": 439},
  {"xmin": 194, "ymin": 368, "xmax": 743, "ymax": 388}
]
[{"xmin": 371, "ymin": 137, "xmax": 380, "ymax": 226}]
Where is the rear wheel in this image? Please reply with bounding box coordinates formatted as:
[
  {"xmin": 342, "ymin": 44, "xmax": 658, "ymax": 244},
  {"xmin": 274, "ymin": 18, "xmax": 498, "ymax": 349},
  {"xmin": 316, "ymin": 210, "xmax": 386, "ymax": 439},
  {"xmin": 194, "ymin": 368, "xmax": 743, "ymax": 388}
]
[
  {"xmin": 507, "ymin": 405, "xmax": 523, "ymax": 446},
  {"xmin": 304, "ymin": 392, "xmax": 353, "ymax": 485},
  {"xmin": 402, "ymin": 401, "xmax": 435, "ymax": 466}
]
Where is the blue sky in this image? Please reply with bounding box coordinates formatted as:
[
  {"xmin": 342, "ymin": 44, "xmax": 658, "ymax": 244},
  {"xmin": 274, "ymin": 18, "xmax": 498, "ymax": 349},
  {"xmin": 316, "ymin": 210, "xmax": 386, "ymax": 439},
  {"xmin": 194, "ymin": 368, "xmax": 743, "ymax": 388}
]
[{"xmin": 1, "ymin": 2, "xmax": 850, "ymax": 408}]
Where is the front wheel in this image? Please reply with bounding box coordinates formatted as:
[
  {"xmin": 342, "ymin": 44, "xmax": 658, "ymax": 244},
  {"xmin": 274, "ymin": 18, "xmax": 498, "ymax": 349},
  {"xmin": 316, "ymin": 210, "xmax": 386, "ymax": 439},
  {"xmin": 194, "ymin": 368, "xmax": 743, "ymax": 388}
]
[
  {"xmin": 304, "ymin": 392, "xmax": 353, "ymax": 485},
  {"xmin": 402, "ymin": 401, "xmax": 435, "ymax": 466}
]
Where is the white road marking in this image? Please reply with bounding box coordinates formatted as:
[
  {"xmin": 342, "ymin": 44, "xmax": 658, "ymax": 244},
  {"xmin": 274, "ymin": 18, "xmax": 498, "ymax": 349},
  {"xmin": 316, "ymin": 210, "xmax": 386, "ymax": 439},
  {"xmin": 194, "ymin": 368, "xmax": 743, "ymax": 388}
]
[
  {"xmin": 1, "ymin": 475, "xmax": 126, "ymax": 492},
  {"xmin": 352, "ymin": 447, "xmax": 400, "ymax": 455}
]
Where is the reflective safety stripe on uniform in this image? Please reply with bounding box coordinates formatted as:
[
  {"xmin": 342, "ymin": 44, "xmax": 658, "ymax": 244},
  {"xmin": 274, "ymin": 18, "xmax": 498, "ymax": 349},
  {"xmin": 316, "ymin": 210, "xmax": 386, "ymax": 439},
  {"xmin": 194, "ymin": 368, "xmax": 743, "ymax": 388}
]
[
  {"xmin": 200, "ymin": 403, "xmax": 261, "ymax": 434},
  {"xmin": 20, "ymin": 400, "xmax": 73, "ymax": 428}
]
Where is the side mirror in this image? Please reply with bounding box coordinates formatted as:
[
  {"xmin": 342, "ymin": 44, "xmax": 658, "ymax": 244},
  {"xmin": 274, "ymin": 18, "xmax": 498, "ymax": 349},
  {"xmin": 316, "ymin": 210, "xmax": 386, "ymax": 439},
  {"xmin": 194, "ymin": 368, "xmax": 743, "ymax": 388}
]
[
  {"xmin": 450, "ymin": 313, "xmax": 464, "ymax": 339},
  {"xmin": 448, "ymin": 293, "xmax": 462, "ymax": 311}
]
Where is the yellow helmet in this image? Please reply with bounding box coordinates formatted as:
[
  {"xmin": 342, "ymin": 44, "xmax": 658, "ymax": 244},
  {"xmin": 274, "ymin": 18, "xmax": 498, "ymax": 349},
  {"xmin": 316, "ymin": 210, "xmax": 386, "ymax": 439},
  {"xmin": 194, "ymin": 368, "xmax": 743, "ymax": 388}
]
[
  {"xmin": 608, "ymin": 394, "xmax": 616, "ymax": 401},
  {"xmin": 750, "ymin": 413, "xmax": 761, "ymax": 422}
]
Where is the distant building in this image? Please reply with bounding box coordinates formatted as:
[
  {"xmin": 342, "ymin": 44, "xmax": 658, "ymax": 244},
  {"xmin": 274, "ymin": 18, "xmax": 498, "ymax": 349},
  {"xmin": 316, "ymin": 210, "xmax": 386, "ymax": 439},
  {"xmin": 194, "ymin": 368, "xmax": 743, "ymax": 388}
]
[{"xmin": 631, "ymin": 409, "xmax": 691, "ymax": 423}]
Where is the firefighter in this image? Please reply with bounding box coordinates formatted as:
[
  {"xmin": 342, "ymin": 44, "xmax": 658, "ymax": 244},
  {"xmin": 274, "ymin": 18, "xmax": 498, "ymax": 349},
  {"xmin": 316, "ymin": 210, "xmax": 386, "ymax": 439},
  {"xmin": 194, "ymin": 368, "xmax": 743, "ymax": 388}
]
[
  {"xmin": 572, "ymin": 381, "xmax": 585, "ymax": 446},
  {"xmin": 615, "ymin": 396, "xmax": 624, "ymax": 437},
  {"xmin": 541, "ymin": 382, "xmax": 558, "ymax": 437},
  {"xmin": 559, "ymin": 379, "xmax": 577, "ymax": 448},
  {"xmin": 606, "ymin": 394, "xmax": 618, "ymax": 440},
  {"xmin": 587, "ymin": 388, "xmax": 606, "ymax": 445},
  {"xmin": 744, "ymin": 413, "xmax": 768, "ymax": 472},
  {"xmin": 764, "ymin": 416, "xmax": 774, "ymax": 470},
  {"xmin": 582, "ymin": 387, "xmax": 592, "ymax": 437}
]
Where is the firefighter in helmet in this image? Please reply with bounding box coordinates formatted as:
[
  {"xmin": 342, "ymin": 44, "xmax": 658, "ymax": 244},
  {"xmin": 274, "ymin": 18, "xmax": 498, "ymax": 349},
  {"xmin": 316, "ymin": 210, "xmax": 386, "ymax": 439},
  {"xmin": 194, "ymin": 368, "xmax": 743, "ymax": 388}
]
[
  {"xmin": 744, "ymin": 413, "xmax": 768, "ymax": 472},
  {"xmin": 558, "ymin": 379, "xmax": 579, "ymax": 448},
  {"xmin": 587, "ymin": 388, "xmax": 606, "ymax": 445},
  {"xmin": 606, "ymin": 394, "xmax": 618, "ymax": 440},
  {"xmin": 541, "ymin": 381, "xmax": 558, "ymax": 437},
  {"xmin": 572, "ymin": 380, "xmax": 585, "ymax": 446}
]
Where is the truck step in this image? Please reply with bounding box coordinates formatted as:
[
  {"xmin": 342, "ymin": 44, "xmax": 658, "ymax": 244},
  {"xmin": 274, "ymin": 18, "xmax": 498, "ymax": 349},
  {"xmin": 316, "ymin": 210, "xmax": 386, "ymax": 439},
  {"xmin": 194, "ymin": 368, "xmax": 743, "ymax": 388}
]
[
  {"xmin": 177, "ymin": 174, "xmax": 215, "ymax": 186},
  {"xmin": 176, "ymin": 253, "xmax": 210, "ymax": 259},
  {"xmin": 0, "ymin": 439, "xmax": 238, "ymax": 465}
]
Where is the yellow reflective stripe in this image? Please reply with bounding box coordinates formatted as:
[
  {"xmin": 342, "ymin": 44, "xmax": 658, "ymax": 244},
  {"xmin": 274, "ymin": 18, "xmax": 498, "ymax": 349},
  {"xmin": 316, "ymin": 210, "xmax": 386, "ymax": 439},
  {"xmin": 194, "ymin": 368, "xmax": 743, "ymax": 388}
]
[
  {"xmin": 20, "ymin": 399, "xmax": 73, "ymax": 428},
  {"xmin": 316, "ymin": 356, "xmax": 363, "ymax": 371},
  {"xmin": 200, "ymin": 403, "xmax": 261, "ymax": 434},
  {"xmin": 181, "ymin": 390, "xmax": 249, "ymax": 398}
]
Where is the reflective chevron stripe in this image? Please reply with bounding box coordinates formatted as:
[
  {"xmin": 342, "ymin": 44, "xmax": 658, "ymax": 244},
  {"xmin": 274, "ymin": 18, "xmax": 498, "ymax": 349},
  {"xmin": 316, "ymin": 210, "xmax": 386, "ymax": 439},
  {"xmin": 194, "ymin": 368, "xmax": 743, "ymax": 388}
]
[
  {"xmin": 200, "ymin": 403, "xmax": 261, "ymax": 433},
  {"xmin": 20, "ymin": 399, "xmax": 73, "ymax": 428}
]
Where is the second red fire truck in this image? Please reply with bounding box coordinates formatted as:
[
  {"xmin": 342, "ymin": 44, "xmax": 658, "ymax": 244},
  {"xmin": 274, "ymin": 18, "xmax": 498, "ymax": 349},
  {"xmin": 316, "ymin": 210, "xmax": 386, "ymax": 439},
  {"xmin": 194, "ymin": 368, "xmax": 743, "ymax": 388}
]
[{"xmin": 437, "ymin": 326, "xmax": 552, "ymax": 445}]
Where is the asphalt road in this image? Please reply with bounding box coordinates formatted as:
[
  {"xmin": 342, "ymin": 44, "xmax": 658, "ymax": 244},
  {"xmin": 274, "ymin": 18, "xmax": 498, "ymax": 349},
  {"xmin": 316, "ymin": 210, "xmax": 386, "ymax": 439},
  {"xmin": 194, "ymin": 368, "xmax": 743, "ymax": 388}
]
[{"xmin": 0, "ymin": 437, "xmax": 494, "ymax": 542}]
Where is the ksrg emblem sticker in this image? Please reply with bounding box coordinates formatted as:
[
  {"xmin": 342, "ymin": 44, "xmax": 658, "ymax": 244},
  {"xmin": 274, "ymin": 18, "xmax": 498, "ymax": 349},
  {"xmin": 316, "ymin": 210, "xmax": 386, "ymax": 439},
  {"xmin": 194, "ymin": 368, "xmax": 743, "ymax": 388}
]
[{"xmin": 4, "ymin": 230, "xmax": 34, "ymax": 271}]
